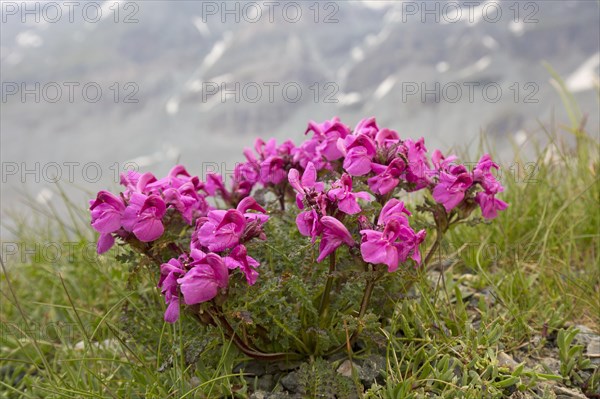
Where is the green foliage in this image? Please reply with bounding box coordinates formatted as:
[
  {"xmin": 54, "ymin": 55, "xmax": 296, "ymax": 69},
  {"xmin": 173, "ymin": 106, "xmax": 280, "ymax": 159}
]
[
  {"xmin": 556, "ymin": 327, "xmax": 594, "ymax": 385},
  {"xmin": 214, "ymin": 210, "xmax": 390, "ymax": 358},
  {"xmin": 295, "ymin": 358, "xmax": 355, "ymax": 398}
]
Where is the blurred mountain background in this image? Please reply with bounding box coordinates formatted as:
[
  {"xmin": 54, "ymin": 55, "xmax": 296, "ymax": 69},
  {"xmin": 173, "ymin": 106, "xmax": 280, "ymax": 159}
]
[{"xmin": 1, "ymin": 0, "xmax": 599, "ymax": 221}]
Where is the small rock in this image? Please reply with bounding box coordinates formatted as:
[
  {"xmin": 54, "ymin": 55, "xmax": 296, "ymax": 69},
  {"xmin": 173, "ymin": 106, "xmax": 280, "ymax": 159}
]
[
  {"xmin": 540, "ymin": 357, "xmax": 561, "ymax": 374},
  {"xmin": 359, "ymin": 355, "xmax": 386, "ymax": 386},
  {"xmin": 276, "ymin": 360, "xmax": 303, "ymax": 372},
  {"xmin": 280, "ymin": 371, "xmax": 300, "ymax": 393},
  {"xmin": 250, "ymin": 393, "xmax": 296, "ymax": 399},
  {"xmin": 577, "ymin": 370, "xmax": 592, "ymax": 384},
  {"xmin": 457, "ymin": 284, "xmax": 476, "ymax": 301},
  {"xmin": 250, "ymin": 391, "xmax": 267, "ymax": 399},
  {"xmin": 427, "ymin": 271, "xmax": 443, "ymax": 286},
  {"xmin": 74, "ymin": 338, "xmax": 121, "ymax": 352},
  {"xmin": 233, "ymin": 360, "xmax": 266, "ymax": 376},
  {"xmin": 573, "ymin": 324, "xmax": 597, "ymax": 346},
  {"xmin": 553, "ymin": 385, "xmax": 588, "ymax": 399},
  {"xmin": 586, "ymin": 336, "xmax": 600, "ymax": 359},
  {"xmin": 480, "ymin": 288, "xmax": 497, "ymax": 305},
  {"xmin": 459, "ymin": 273, "xmax": 477, "ymax": 283},
  {"xmin": 336, "ymin": 359, "xmax": 361, "ymax": 378},
  {"xmin": 508, "ymin": 392, "xmax": 534, "ymax": 399},
  {"xmin": 498, "ymin": 351, "xmax": 519, "ymax": 370},
  {"xmin": 257, "ymin": 374, "xmax": 274, "ymax": 392}
]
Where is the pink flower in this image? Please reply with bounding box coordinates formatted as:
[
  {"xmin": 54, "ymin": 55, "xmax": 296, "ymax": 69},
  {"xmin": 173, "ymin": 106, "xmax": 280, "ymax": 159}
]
[
  {"xmin": 233, "ymin": 162, "xmax": 259, "ymax": 197},
  {"xmin": 360, "ymin": 219, "xmax": 425, "ymax": 272},
  {"xmin": 253, "ymin": 138, "xmax": 278, "ymax": 159},
  {"xmin": 236, "ymin": 161, "xmax": 260, "ymax": 185},
  {"xmin": 432, "ymin": 167, "xmax": 473, "ymax": 211},
  {"xmin": 403, "ymin": 138, "xmax": 431, "ymax": 190},
  {"xmin": 122, "ymin": 193, "xmax": 166, "ymax": 242},
  {"xmin": 475, "ymin": 192, "xmax": 508, "ymax": 219},
  {"xmin": 177, "ymin": 253, "xmax": 229, "ymax": 305},
  {"xmin": 317, "ymin": 216, "xmax": 355, "ymax": 262},
  {"xmin": 368, "ymin": 158, "xmax": 406, "ymax": 195},
  {"xmin": 90, "ymin": 191, "xmax": 125, "ymax": 234},
  {"xmin": 119, "ymin": 170, "xmax": 158, "ymax": 197},
  {"xmin": 374, "ymin": 128, "xmax": 400, "ymax": 149},
  {"xmin": 244, "ymin": 138, "xmax": 296, "ymax": 186},
  {"xmin": 338, "ymin": 134, "xmax": 377, "ymax": 176},
  {"xmin": 205, "ymin": 173, "xmax": 230, "ymax": 202},
  {"xmin": 328, "ymin": 174, "xmax": 371, "ymax": 215},
  {"xmin": 90, "ymin": 191, "xmax": 127, "ymax": 254},
  {"xmin": 194, "ymin": 197, "xmax": 268, "ymax": 251},
  {"xmin": 396, "ymin": 228, "xmax": 426, "ymax": 265},
  {"xmin": 224, "ymin": 244, "xmax": 260, "ymax": 285},
  {"xmin": 260, "ymin": 156, "xmax": 287, "ymax": 185},
  {"xmin": 237, "ymin": 196, "xmax": 268, "ymax": 222},
  {"xmin": 305, "ymin": 117, "xmax": 351, "ymax": 161},
  {"xmin": 288, "ymin": 162, "xmax": 325, "ymax": 209},
  {"xmin": 360, "ymin": 221, "xmax": 403, "ymax": 271},
  {"xmin": 158, "ymin": 256, "xmax": 187, "ymax": 323},
  {"xmin": 292, "ymin": 137, "xmax": 328, "ymax": 170},
  {"xmin": 378, "ymin": 199, "xmax": 411, "ymax": 225},
  {"xmin": 473, "ymin": 154, "xmax": 503, "ymax": 194},
  {"xmin": 147, "ymin": 165, "xmax": 203, "ymax": 193},
  {"xmin": 360, "ymin": 202, "xmax": 426, "ymax": 271},
  {"xmin": 431, "ymin": 150, "xmax": 458, "ymax": 170},
  {"xmin": 163, "ymin": 181, "xmax": 208, "ymax": 224},
  {"xmin": 96, "ymin": 233, "xmax": 115, "ymax": 254},
  {"xmin": 166, "ymin": 165, "xmax": 200, "ymax": 188},
  {"xmin": 353, "ymin": 117, "xmax": 379, "ymax": 139},
  {"xmin": 295, "ymin": 209, "xmax": 322, "ymax": 242},
  {"xmin": 196, "ymin": 209, "xmax": 246, "ymax": 252}
]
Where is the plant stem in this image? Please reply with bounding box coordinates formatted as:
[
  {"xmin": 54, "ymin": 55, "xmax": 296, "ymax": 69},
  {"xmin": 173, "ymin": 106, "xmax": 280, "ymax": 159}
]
[
  {"xmin": 423, "ymin": 230, "xmax": 442, "ymax": 269},
  {"xmin": 423, "ymin": 214, "xmax": 461, "ymax": 269},
  {"xmin": 317, "ymin": 252, "xmax": 336, "ymax": 322},
  {"xmin": 324, "ymin": 269, "xmax": 382, "ymax": 357},
  {"xmin": 202, "ymin": 306, "xmax": 302, "ymax": 361},
  {"xmin": 357, "ymin": 277, "xmax": 377, "ymax": 318},
  {"xmin": 278, "ymin": 187, "xmax": 286, "ymax": 211}
]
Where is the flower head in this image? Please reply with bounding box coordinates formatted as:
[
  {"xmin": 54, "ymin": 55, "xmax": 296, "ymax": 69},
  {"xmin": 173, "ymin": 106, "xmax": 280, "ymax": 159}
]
[
  {"xmin": 224, "ymin": 244, "xmax": 260, "ymax": 285},
  {"xmin": 177, "ymin": 253, "xmax": 229, "ymax": 305},
  {"xmin": 158, "ymin": 256, "xmax": 187, "ymax": 323},
  {"xmin": 338, "ymin": 134, "xmax": 377, "ymax": 176},
  {"xmin": 196, "ymin": 209, "xmax": 246, "ymax": 252},
  {"xmin": 432, "ymin": 167, "xmax": 473, "ymax": 212},
  {"xmin": 360, "ymin": 203, "xmax": 425, "ymax": 271},
  {"xmin": 328, "ymin": 174, "xmax": 371, "ymax": 215},
  {"xmin": 317, "ymin": 216, "xmax": 355, "ymax": 262},
  {"xmin": 122, "ymin": 193, "xmax": 166, "ymax": 242},
  {"xmin": 305, "ymin": 117, "xmax": 351, "ymax": 161},
  {"xmin": 288, "ymin": 162, "xmax": 325, "ymax": 209},
  {"xmin": 475, "ymin": 192, "xmax": 508, "ymax": 219}
]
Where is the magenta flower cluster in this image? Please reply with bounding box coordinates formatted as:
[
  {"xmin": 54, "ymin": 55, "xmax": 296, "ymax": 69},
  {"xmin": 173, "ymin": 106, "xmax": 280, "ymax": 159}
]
[
  {"xmin": 159, "ymin": 197, "xmax": 268, "ymax": 322},
  {"xmin": 89, "ymin": 166, "xmax": 208, "ymax": 253},
  {"xmin": 90, "ymin": 116, "xmax": 507, "ymax": 324},
  {"xmin": 285, "ymin": 117, "xmax": 506, "ymax": 270}
]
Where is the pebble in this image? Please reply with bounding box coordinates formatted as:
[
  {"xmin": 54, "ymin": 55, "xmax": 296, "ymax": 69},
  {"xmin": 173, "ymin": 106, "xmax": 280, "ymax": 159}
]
[
  {"xmin": 497, "ymin": 351, "xmax": 519, "ymax": 370},
  {"xmin": 540, "ymin": 357, "xmax": 561, "ymax": 374},
  {"xmin": 336, "ymin": 359, "xmax": 360, "ymax": 378},
  {"xmin": 233, "ymin": 360, "xmax": 266, "ymax": 376},
  {"xmin": 553, "ymin": 385, "xmax": 588, "ymax": 399},
  {"xmin": 586, "ymin": 335, "xmax": 600, "ymax": 361},
  {"xmin": 359, "ymin": 355, "xmax": 386, "ymax": 386},
  {"xmin": 280, "ymin": 371, "xmax": 300, "ymax": 393}
]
